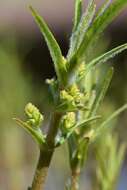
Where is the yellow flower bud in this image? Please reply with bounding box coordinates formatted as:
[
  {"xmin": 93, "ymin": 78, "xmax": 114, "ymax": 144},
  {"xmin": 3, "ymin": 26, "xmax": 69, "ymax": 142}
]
[
  {"xmin": 60, "ymin": 112, "xmax": 76, "ymax": 133},
  {"xmin": 60, "ymin": 90, "xmax": 74, "ymax": 102},
  {"xmin": 69, "ymin": 84, "xmax": 80, "ymax": 96},
  {"xmin": 69, "ymin": 84, "xmax": 85, "ymax": 104},
  {"xmin": 25, "ymin": 103, "xmax": 44, "ymax": 128}
]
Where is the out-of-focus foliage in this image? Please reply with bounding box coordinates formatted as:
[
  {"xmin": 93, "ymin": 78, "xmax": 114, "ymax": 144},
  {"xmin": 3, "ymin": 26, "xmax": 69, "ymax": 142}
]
[
  {"xmin": 0, "ymin": 40, "xmax": 32, "ymax": 190},
  {"xmin": 95, "ymin": 133, "xmax": 125, "ymax": 190}
]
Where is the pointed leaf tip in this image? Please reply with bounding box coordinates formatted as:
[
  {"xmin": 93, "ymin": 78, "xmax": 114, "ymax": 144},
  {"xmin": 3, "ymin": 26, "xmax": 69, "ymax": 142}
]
[
  {"xmin": 29, "ymin": 6, "xmax": 67, "ymax": 85},
  {"xmin": 68, "ymin": 0, "xmax": 96, "ymax": 61},
  {"xmin": 73, "ymin": 0, "xmax": 83, "ymax": 32}
]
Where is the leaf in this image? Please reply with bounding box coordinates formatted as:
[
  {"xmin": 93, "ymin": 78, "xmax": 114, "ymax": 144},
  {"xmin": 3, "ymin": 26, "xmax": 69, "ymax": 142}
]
[
  {"xmin": 29, "ymin": 6, "xmax": 66, "ymax": 84},
  {"xmin": 78, "ymin": 137, "xmax": 90, "ymax": 164},
  {"xmin": 76, "ymin": 0, "xmax": 96, "ymax": 49},
  {"xmin": 79, "ymin": 43, "xmax": 127, "ymax": 79},
  {"xmin": 97, "ymin": 104, "xmax": 127, "ymax": 134},
  {"xmin": 71, "ymin": 137, "xmax": 90, "ymax": 168},
  {"xmin": 76, "ymin": 0, "xmax": 127, "ymax": 60},
  {"xmin": 68, "ymin": 134, "xmax": 77, "ymax": 163},
  {"xmin": 74, "ymin": 115, "xmax": 101, "ymax": 129},
  {"xmin": 67, "ymin": 0, "xmax": 96, "ymax": 61},
  {"xmin": 58, "ymin": 115, "xmax": 100, "ymax": 146},
  {"xmin": 14, "ymin": 118, "xmax": 45, "ymax": 146},
  {"xmin": 87, "ymin": 43, "xmax": 127, "ymax": 72},
  {"xmin": 95, "ymin": 0, "xmax": 111, "ymax": 19},
  {"xmin": 117, "ymin": 143, "xmax": 126, "ymax": 169},
  {"xmin": 94, "ymin": 133, "xmax": 126, "ymax": 190},
  {"xmin": 89, "ymin": 67, "xmax": 114, "ymax": 116},
  {"xmin": 73, "ymin": 0, "xmax": 83, "ymax": 32}
]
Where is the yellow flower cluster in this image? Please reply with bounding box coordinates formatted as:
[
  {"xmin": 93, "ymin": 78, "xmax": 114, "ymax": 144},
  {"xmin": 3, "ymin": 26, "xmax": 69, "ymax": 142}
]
[{"xmin": 25, "ymin": 103, "xmax": 44, "ymax": 128}]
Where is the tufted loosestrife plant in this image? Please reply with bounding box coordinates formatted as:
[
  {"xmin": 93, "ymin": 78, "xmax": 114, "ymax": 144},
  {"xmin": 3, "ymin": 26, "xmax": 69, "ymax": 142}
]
[{"xmin": 14, "ymin": 0, "xmax": 127, "ymax": 190}]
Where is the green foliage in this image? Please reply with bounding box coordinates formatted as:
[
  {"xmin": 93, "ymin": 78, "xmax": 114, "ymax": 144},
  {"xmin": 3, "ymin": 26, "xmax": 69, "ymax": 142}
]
[
  {"xmin": 97, "ymin": 104, "xmax": 127, "ymax": 136},
  {"xmin": 75, "ymin": 0, "xmax": 127, "ymax": 61},
  {"xmin": 14, "ymin": 103, "xmax": 45, "ymax": 146},
  {"xmin": 68, "ymin": 0, "xmax": 96, "ymax": 59},
  {"xmin": 14, "ymin": 118, "xmax": 45, "ymax": 146},
  {"xmin": 14, "ymin": 1, "xmax": 127, "ymax": 190},
  {"xmin": 94, "ymin": 132, "xmax": 126, "ymax": 190},
  {"xmin": 95, "ymin": 0, "xmax": 111, "ymax": 19},
  {"xmin": 86, "ymin": 43, "xmax": 127, "ymax": 75},
  {"xmin": 73, "ymin": 0, "xmax": 82, "ymax": 32},
  {"xmin": 89, "ymin": 67, "xmax": 114, "ymax": 117},
  {"xmin": 29, "ymin": 6, "xmax": 67, "ymax": 85}
]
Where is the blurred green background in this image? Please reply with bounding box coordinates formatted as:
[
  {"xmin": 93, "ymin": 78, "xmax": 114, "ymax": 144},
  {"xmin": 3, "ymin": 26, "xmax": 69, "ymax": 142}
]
[{"xmin": 0, "ymin": 0, "xmax": 127, "ymax": 190}]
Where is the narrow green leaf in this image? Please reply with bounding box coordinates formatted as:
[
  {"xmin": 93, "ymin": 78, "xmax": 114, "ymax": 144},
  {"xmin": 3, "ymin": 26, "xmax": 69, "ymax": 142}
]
[
  {"xmin": 95, "ymin": 0, "xmax": 111, "ymax": 19},
  {"xmin": 76, "ymin": 0, "xmax": 127, "ymax": 60},
  {"xmin": 99, "ymin": 104, "xmax": 127, "ymax": 131},
  {"xmin": 89, "ymin": 67, "xmax": 114, "ymax": 116},
  {"xmin": 29, "ymin": 6, "xmax": 66, "ymax": 84},
  {"xmin": 87, "ymin": 43, "xmax": 127, "ymax": 72},
  {"xmin": 73, "ymin": 0, "xmax": 83, "ymax": 32},
  {"xmin": 72, "ymin": 137, "xmax": 89, "ymax": 168},
  {"xmin": 94, "ymin": 133, "xmax": 126, "ymax": 190},
  {"xmin": 74, "ymin": 115, "xmax": 101, "ymax": 129},
  {"xmin": 67, "ymin": 0, "xmax": 96, "ymax": 60},
  {"xmin": 14, "ymin": 118, "xmax": 45, "ymax": 146},
  {"xmin": 68, "ymin": 134, "xmax": 77, "ymax": 161},
  {"xmin": 79, "ymin": 43, "xmax": 127, "ymax": 79},
  {"xmin": 117, "ymin": 143, "xmax": 126, "ymax": 169},
  {"xmin": 76, "ymin": 0, "xmax": 96, "ymax": 51},
  {"xmin": 56, "ymin": 116, "xmax": 100, "ymax": 146}
]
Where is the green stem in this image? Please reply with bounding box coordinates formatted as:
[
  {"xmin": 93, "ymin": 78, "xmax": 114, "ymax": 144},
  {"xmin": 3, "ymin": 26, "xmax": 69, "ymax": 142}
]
[{"xmin": 29, "ymin": 112, "xmax": 62, "ymax": 190}]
